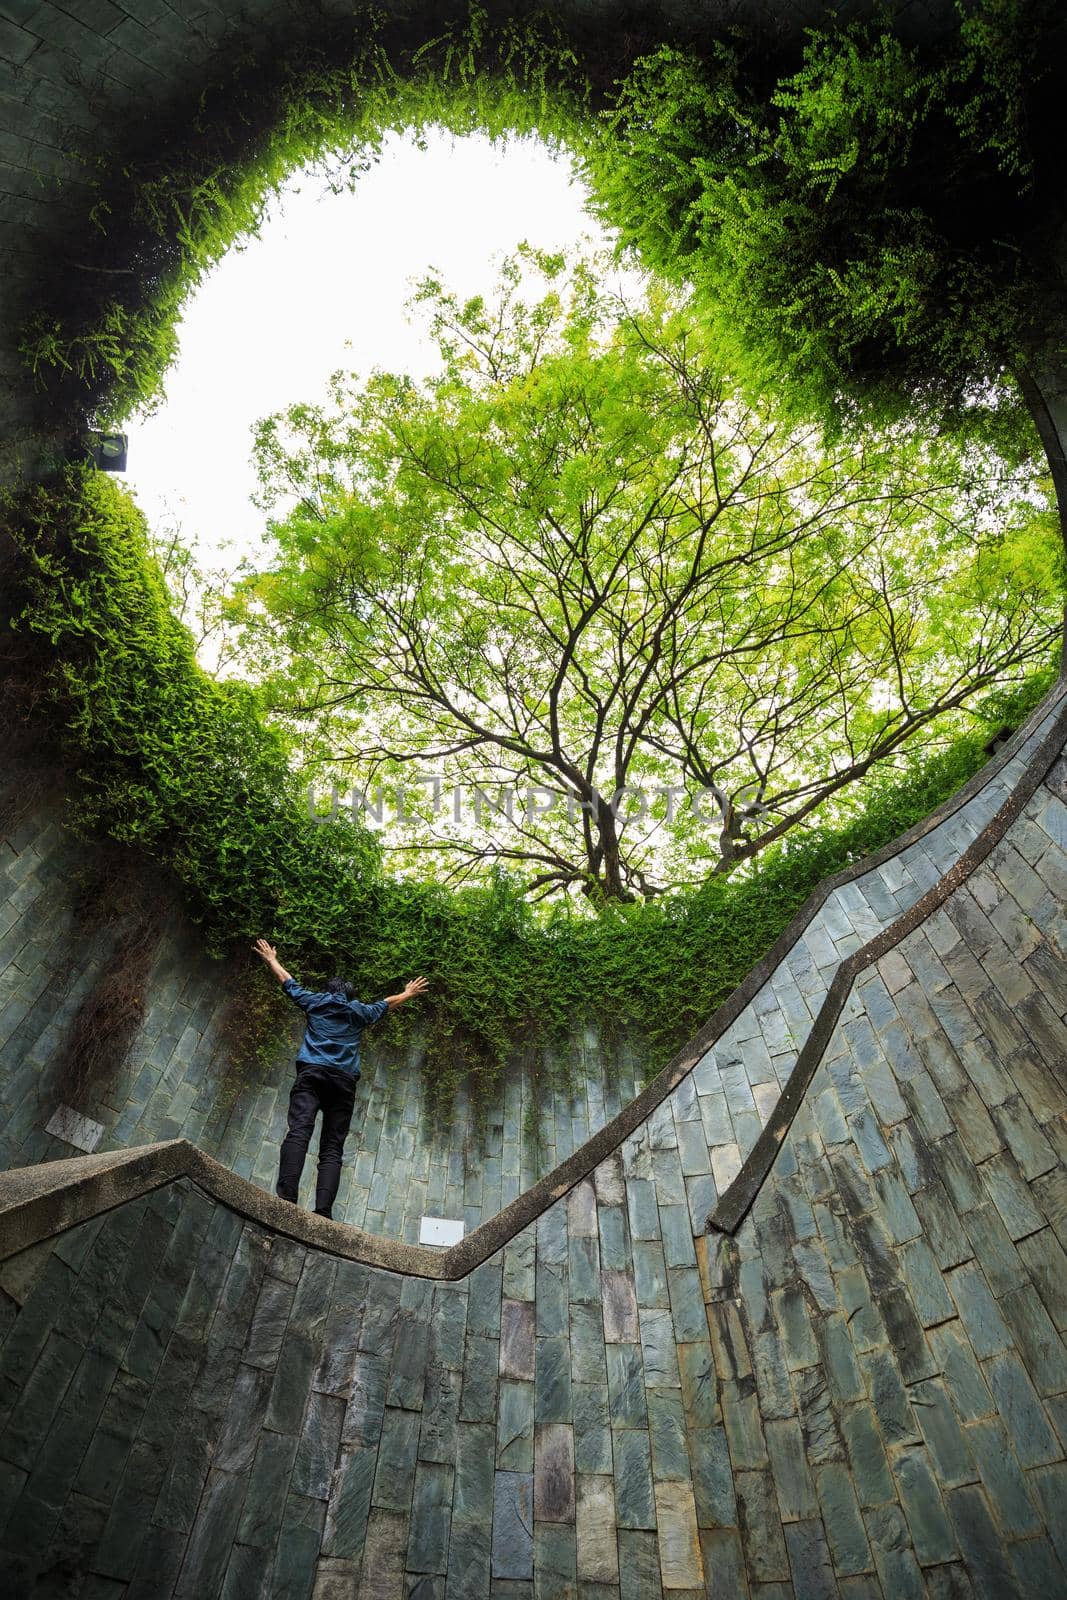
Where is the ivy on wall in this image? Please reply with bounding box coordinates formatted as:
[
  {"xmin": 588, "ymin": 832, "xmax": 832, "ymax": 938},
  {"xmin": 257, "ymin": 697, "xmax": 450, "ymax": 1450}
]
[
  {"xmin": 20, "ymin": 3, "xmax": 591, "ymax": 431},
  {"xmin": 2, "ymin": 468, "xmax": 1056, "ymax": 1110},
  {"xmin": 6, "ymin": 1, "xmax": 1066, "ymax": 1109},
  {"xmin": 581, "ymin": 0, "xmax": 1067, "ymax": 436}
]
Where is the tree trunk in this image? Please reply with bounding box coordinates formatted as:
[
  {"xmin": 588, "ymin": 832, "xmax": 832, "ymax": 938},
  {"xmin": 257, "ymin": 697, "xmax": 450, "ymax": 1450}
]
[
  {"xmin": 594, "ymin": 798, "xmax": 634, "ymax": 903},
  {"xmin": 1014, "ymin": 360, "xmax": 1067, "ymax": 672}
]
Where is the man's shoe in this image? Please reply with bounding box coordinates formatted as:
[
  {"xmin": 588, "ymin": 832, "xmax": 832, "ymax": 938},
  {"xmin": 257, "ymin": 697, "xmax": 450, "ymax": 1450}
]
[{"xmin": 314, "ymin": 1207, "xmax": 333, "ymax": 1219}]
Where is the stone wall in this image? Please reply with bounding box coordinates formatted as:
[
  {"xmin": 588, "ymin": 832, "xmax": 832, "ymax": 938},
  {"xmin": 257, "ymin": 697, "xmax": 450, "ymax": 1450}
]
[
  {"xmin": 0, "ymin": 0, "xmax": 964, "ymax": 481},
  {"xmin": 2, "ymin": 690, "xmax": 1060, "ymax": 1249},
  {"xmin": 0, "ymin": 782, "xmax": 646, "ymax": 1241},
  {"xmin": 3, "ymin": 4, "xmax": 1067, "ymax": 1592},
  {"xmin": 2, "ymin": 707, "xmax": 1067, "ymax": 1594}
]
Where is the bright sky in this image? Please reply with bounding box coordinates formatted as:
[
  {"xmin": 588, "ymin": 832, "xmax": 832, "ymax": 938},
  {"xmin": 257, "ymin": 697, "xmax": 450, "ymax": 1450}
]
[{"xmin": 124, "ymin": 128, "xmax": 611, "ymax": 564}]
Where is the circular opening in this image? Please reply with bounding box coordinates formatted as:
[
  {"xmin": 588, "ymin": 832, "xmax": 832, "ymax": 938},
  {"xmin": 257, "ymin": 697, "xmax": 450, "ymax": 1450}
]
[{"xmin": 5, "ymin": 3, "xmax": 1067, "ymax": 1123}]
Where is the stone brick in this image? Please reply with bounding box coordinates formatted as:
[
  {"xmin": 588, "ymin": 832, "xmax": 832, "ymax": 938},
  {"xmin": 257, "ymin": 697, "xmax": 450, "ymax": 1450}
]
[
  {"xmin": 720, "ymin": 1378, "xmax": 769, "ymax": 1471},
  {"xmin": 961, "ymin": 1205, "xmax": 1026, "ymax": 1299},
  {"xmin": 699, "ymin": 1528, "xmax": 749, "ymax": 1600},
  {"xmin": 608, "ymin": 1428, "xmax": 653, "ymax": 1531},
  {"xmin": 601, "ymin": 1271, "xmax": 639, "ymax": 1344},
  {"xmin": 535, "ymin": 1521, "xmax": 578, "ymax": 1600},
  {"xmin": 815, "ymin": 1461, "xmax": 872, "ymax": 1575},
  {"xmin": 606, "ymin": 1342, "xmax": 646, "ymax": 1430},
  {"xmin": 238, "ymin": 1430, "xmax": 300, "ymax": 1550},
  {"xmin": 571, "ymin": 1382, "xmax": 611, "ymax": 1475},
  {"xmin": 927, "ymin": 1322, "xmax": 995, "ymax": 1424},
  {"xmin": 978, "ymin": 1151, "xmax": 1045, "ymax": 1241},
  {"xmin": 460, "ymin": 1335, "xmax": 500, "ymax": 1425},
  {"xmin": 372, "ymin": 1408, "xmax": 420, "ymax": 1513},
  {"xmin": 570, "ymin": 1474, "xmax": 616, "ymax": 1585},
  {"xmin": 493, "ymin": 1471, "xmax": 534, "ymax": 1580},
  {"xmin": 294, "ymin": 1391, "xmax": 345, "ymax": 1499},
  {"xmin": 497, "ymin": 1380, "xmax": 534, "ymax": 1472},
  {"xmin": 174, "ymin": 1466, "xmax": 247, "ymax": 1598},
  {"xmin": 967, "ymin": 1417, "xmax": 1041, "ymax": 1538},
  {"xmin": 617, "ymin": 1529, "xmax": 662, "ymax": 1600},
  {"xmin": 356, "ymin": 1506, "xmax": 407, "ymax": 1600},
  {"xmin": 631, "ymin": 1241, "xmax": 669, "ymax": 1311},
  {"xmin": 677, "ymin": 1341, "xmax": 718, "ymax": 1431},
  {"xmin": 983, "ymin": 1352, "xmax": 1061, "ymax": 1468},
  {"xmin": 647, "ymin": 1388, "xmax": 689, "ymax": 1482},
  {"xmin": 638, "ymin": 1307, "xmax": 680, "ymax": 1391},
  {"xmin": 534, "ymin": 1422, "xmax": 574, "ymax": 1523},
  {"xmin": 569, "ymin": 1303, "xmax": 607, "ymax": 1387},
  {"xmin": 863, "ymin": 1503, "xmax": 925, "ymax": 1600},
  {"xmin": 944, "ymin": 1485, "xmax": 1017, "ymax": 1597},
  {"xmin": 408, "ymin": 1462, "xmax": 453, "ymax": 1574},
  {"xmin": 946, "ymin": 1264, "xmax": 1013, "ymax": 1359},
  {"xmin": 999, "ymin": 1284, "xmax": 1067, "ymax": 1396},
  {"xmin": 323, "ymin": 1445, "xmax": 376, "ymax": 1560},
  {"xmin": 654, "ymin": 1478, "xmax": 704, "ymax": 1589}
]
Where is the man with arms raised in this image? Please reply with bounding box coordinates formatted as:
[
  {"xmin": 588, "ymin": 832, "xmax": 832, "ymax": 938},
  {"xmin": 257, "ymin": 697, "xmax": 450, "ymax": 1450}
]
[{"xmin": 253, "ymin": 938, "xmax": 428, "ymax": 1220}]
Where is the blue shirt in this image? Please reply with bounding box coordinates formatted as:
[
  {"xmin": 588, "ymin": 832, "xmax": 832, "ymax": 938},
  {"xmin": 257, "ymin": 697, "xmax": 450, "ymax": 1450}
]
[{"xmin": 282, "ymin": 980, "xmax": 389, "ymax": 1077}]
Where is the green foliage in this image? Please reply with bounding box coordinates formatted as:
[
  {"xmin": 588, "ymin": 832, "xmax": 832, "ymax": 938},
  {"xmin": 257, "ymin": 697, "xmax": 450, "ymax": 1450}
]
[
  {"xmin": 21, "ymin": 4, "xmax": 588, "ymax": 428},
  {"xmin": 20, "ymin": 1, "xmax": 1067, "ymax": 446},
  {"xmin": 11, "ymin": 0, "xmax": 1067, "ymax": 1112},
  {"xmin": 2, "ymin": 466, "xmax": 1057, "ymax": 1107},
  {"xmin": 2, "ymin": 468, "xmax": 382, "ymax": 952},
  {"xmin": 242, "ymin": 248, "xmax": 1062, "ymax": 901},
  {"xmin": 580, "ymin": 0, "xmax": 1065, "ymax": 431}
]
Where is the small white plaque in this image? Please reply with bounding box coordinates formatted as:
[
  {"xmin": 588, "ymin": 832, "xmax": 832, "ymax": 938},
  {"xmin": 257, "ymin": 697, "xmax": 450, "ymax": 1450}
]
[
  {"xmin": 46, "ymin": 1103, "xmax": 105, "ymax": 1153},
  {"xmin": 419, "ymin": 1215, "xmax": 465, "ymax": 1247}
]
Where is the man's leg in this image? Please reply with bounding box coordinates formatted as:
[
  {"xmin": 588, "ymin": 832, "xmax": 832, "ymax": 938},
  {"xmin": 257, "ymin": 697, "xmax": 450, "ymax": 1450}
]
[
  {"xmin": 276, "ymin": 1067, "xmax": 321, "ymax": 1203},
  {"xmin": 313, "ymin": 1074, "xmax": 356, "ymax": 1218}
]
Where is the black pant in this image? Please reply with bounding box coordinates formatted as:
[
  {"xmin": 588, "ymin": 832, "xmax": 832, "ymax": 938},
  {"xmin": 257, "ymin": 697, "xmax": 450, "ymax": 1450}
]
[{"xmin": 276, "ymin": 1062, "xmax": 357, "ymax": 1219}]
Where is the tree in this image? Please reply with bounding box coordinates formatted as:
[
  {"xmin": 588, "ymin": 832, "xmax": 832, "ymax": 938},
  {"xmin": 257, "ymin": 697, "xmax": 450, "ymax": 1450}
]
[
  {"xmin": 238, "ymin": 249, "xmax": 1061, "ymax": 904},
  {"xmin": 145, "ymin": 512, "xmax": 253, "ymax": 679},
  {"xmin": 582, "ymin": 3, "xmax": 1067, "ymax": 452}
]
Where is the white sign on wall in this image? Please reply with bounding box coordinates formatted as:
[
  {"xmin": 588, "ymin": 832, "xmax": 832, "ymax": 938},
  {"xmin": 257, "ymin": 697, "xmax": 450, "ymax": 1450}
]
[{"xmin": 419, "ymin": 1215, "xmax": 466, "ymax": 1247}]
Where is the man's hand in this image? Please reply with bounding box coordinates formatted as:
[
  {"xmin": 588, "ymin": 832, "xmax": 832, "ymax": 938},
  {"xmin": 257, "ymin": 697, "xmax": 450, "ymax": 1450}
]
[
  {"xmin": 253, "ymin": 939, "xmax": 293, "ymax": 985},
  {"xmin": 385, "ymin": 975, "xmax": 429, "ymax": 1010}
]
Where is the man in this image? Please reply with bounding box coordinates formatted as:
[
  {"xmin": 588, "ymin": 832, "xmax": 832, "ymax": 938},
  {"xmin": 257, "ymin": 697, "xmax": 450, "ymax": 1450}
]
[{"xmin": 253, "ymin": 938, "xmax": 428, "ymax": 1219}]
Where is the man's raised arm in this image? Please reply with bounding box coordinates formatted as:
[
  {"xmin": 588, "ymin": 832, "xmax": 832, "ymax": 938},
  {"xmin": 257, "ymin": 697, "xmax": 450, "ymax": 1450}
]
[
  {"xmin": 253, "ymin": 939, "xmax": 293, "ymax": 985},
  {"xmin": 384, "ymin": 976, "xmax": 429, "ymax": 1010}
]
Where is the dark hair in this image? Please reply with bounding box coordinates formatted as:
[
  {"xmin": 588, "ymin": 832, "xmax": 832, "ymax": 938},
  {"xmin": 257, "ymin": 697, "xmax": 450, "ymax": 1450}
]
[{"xmin": 326, "ymin": 976, "xmax": 355, "ymax": 1000}]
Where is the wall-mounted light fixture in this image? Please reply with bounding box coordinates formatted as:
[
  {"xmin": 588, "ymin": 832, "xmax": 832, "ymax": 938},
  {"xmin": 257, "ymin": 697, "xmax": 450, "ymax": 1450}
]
[{"xmin": 82, "ymin": 431, "xmax": 128, "ymax": 472}]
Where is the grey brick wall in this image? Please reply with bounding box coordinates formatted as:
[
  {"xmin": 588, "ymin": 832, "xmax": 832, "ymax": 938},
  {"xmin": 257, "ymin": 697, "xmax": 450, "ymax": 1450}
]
[
  {"xmin": 0, "ymin": 4, "xmax": 1063, "ymax": 1589},
  {"xmin": 2, "ymin": 739, "xmax": 1067, "ymax": 1594},
  {"xmin": 3, "ymin": 690, "xmax": 1060, "ymax": 1246},
  {"xmin": 0, "ymin": 780, "xmax": 647, "ymax": 1240}
]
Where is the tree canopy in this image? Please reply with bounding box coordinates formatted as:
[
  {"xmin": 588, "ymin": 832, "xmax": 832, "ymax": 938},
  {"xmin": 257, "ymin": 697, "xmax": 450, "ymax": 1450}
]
[{"xmin": 236, "ymin": 249, "xmax": 1062, "ymax": 904}]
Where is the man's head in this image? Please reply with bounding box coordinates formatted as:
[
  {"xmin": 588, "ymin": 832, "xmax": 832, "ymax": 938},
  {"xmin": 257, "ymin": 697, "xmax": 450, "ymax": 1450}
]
[{"xmin": 326, "ymin": 976, "xmax": 356, "ymax": 1000}]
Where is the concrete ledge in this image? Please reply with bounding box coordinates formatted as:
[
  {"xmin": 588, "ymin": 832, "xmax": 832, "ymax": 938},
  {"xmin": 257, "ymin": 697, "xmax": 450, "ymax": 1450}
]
[
  {"xmin": 0, "ymin": 1139, "xmax": 191, "ymax": 1262},
  {"xmin": 710, "ymin": 683, "xmax": 1067, "ymax": 1233},
  {"xmin": 1, "ymin": 677, "xmax": 1064, "ymax": 1274},
  {"xmin": 0, "ymin": 1140, "xmax": 452, "ymax": 1276}
]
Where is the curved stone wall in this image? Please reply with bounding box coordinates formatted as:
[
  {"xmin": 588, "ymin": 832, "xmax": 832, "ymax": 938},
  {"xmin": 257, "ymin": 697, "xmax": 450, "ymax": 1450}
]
[
  {"xmin": 3, "ymin": 2, "xmax": 1067, "ymax": 1594},
  {"xmin": 0, "ymin": 685, "xmax": 1060, "ymax": 1247},
  {"xmin": 2, "ymin": 681, "xmax": 1067, "ymax": 1594},
  {"xmin": 0, "ymin": 778, "xmax": 645, "ymax": 1236}
]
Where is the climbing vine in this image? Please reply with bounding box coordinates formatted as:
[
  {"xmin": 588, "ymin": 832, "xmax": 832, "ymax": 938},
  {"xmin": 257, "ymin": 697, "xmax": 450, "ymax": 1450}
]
[
  {"xmin": 1, "ymin": 467, "xmax": 1057, "ymax": 1112},
  {"xmin": 20, "ymin": 3, "xmax": 589, "ymax": 428},
  {"xmin": 581, "ymin": 0, "xmax": 1067, "ymax": 435},
  {"xmin": 7, "ymin": 1, "xmax": 1067, "ymax": 1111}
]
